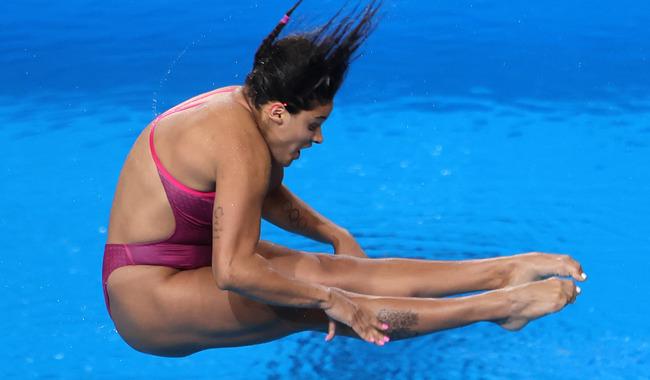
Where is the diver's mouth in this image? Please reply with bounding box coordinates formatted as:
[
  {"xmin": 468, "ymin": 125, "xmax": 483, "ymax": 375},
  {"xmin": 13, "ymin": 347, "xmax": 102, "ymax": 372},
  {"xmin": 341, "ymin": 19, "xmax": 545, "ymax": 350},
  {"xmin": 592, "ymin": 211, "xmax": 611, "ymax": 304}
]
[{"xmin": 293, "ymin": 144, "xmax": 312, "ymax": 159}]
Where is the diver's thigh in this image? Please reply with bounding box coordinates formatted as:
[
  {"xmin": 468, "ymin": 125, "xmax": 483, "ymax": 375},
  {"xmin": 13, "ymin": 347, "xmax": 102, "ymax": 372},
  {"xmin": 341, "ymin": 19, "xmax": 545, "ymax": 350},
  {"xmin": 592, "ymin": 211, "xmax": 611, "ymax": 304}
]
[
  {"xmin": 256, "ymin": 240, "xmax": 307, "ymax": 259},
  {"xmin": 110, "ymin": 266, "xmax": 326, "ymax": 356}
]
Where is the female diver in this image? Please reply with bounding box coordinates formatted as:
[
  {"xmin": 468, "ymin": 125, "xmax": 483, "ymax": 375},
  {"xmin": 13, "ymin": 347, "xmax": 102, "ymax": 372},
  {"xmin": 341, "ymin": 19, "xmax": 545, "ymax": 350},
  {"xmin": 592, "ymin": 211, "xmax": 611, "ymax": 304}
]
[{"xmin": 103, "ymin": 0, "xmax": 586, "ymax": 357}]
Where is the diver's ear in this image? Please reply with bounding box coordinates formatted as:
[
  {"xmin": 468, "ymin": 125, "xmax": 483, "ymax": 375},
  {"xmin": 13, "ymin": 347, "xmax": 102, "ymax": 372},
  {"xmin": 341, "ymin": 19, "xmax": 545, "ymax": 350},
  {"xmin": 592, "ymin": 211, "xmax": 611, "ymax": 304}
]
[{"xmin": 268, "ymin": 102, "xmax": 287, "ymax": 125}]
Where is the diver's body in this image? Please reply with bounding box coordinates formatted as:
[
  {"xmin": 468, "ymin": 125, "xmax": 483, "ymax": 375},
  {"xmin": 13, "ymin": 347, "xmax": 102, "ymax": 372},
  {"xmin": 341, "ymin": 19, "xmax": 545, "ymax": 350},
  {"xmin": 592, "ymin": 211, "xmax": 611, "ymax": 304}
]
[{"xmin": 103, "ymin": 2, "xmax": 586, "ymax": 357}]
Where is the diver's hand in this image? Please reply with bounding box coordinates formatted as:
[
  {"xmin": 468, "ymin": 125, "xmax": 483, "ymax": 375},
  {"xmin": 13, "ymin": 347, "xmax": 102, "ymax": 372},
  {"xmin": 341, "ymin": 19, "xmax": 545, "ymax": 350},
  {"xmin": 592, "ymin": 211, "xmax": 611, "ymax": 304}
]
[{"xmin": 323, "ymin": 288, "xmax": 389, "ymax": 345}]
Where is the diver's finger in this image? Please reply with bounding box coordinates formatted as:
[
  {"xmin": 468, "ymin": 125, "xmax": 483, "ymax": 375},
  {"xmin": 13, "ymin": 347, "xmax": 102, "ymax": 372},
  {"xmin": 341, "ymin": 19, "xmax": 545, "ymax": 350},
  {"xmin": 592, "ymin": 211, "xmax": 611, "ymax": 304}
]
[{"xmin": 325, "ymin": 319, "xmax": 336, "ymax": 342}]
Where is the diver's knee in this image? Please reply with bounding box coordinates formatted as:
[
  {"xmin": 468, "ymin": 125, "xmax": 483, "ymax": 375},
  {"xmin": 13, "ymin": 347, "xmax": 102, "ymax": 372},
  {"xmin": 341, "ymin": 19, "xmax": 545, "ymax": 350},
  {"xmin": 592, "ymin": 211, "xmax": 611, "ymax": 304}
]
[{"xmin": 313, "ymin": 253, "xmax": 360, "ymax": 284}]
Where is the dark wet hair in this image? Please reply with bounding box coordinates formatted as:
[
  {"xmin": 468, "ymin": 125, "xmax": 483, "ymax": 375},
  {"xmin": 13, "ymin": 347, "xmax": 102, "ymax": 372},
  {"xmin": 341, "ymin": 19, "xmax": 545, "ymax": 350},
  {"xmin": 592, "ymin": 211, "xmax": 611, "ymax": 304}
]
[{"xmin": 244, "ymin": 0, "xmax": 382, "ymax": 114}]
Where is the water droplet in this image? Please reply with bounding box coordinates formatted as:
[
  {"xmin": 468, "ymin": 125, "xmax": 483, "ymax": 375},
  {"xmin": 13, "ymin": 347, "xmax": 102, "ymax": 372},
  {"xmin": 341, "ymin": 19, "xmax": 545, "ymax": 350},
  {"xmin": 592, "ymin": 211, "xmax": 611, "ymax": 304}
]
[{"xmin": 431, "ymin": 145, "xmax": 443, "ymax": 156}]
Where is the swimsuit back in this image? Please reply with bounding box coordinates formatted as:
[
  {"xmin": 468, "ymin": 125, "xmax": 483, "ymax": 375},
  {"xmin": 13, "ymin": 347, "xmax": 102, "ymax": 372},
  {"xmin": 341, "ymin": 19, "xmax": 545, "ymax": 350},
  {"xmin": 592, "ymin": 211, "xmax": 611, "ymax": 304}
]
[{"xmin": 146, "ymin": 86, "xmax": 237, "ymax": 245}]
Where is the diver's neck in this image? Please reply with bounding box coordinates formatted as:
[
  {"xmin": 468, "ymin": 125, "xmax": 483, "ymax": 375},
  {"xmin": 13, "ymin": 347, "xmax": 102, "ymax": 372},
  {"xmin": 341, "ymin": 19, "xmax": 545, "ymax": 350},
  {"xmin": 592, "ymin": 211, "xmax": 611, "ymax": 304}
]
[{"xmin": 234, "ymin": 86, "xmax": 266, "ymax": 134}]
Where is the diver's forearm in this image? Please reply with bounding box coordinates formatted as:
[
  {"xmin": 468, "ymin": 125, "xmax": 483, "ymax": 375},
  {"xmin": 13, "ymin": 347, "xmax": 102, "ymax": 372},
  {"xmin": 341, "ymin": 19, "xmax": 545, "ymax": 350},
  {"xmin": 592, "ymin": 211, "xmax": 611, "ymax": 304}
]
[
  {"xmin": 221, "ymin": 253, "xmax": 332, "ymax": 308},
  {"xmin": 262, "ymin": 185, "xmax": 345, "ymax": 244}
]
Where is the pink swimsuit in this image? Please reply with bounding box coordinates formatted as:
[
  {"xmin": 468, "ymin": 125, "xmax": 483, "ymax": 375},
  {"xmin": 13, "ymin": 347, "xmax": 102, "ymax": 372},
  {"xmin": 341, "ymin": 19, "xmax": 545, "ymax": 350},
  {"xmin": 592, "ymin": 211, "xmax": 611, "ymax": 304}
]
[{"xmin": 102, "ymin": 86, "xmax": 238, "ymax": 317}]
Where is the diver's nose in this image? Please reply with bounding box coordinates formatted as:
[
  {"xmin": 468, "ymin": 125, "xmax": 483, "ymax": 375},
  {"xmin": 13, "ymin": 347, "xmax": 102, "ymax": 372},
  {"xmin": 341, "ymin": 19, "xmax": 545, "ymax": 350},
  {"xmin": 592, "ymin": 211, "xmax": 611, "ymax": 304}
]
[{"xmin": 312, "ymin": 127, "xmax": 324, "ymax": 144}]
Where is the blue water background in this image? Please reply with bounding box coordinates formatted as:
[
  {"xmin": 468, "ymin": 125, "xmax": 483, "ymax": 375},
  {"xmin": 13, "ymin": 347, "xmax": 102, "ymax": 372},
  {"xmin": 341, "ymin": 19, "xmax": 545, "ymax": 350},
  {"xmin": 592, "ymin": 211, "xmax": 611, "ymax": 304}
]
[{"xmin": 1, "ymin": 0, "xmax": 649, "ymax": 378}]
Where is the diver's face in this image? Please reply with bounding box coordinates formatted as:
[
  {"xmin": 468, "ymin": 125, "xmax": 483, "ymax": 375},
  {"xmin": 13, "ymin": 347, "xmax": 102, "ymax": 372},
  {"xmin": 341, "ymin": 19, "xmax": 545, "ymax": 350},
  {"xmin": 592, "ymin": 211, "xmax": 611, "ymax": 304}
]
[{"xmin": 266, "ymin": 102, "xmax": 332, "ymax": 167}]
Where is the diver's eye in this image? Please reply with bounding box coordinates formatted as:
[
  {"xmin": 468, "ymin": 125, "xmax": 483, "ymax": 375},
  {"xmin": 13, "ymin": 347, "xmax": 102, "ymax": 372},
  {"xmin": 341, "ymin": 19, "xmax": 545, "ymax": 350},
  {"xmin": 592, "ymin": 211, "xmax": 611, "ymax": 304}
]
[{"xmin": 308, "ymin": 124, "xmax": 318, "ymax": 132}]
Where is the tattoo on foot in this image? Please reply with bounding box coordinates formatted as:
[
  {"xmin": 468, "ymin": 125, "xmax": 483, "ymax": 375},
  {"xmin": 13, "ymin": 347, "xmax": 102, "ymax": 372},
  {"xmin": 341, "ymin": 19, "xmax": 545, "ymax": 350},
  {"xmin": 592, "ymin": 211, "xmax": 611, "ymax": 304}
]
[{"xmin": 377, "ymin": 309, "xmax": 419, "ymax": 339}]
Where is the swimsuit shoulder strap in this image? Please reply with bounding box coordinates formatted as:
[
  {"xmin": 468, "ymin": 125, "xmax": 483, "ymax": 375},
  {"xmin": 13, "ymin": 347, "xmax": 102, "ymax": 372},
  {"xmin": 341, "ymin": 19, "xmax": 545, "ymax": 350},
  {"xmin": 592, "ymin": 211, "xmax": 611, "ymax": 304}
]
[{"xmin": 148, "ymin": 86, "xmax": 238, "ymax": 195}]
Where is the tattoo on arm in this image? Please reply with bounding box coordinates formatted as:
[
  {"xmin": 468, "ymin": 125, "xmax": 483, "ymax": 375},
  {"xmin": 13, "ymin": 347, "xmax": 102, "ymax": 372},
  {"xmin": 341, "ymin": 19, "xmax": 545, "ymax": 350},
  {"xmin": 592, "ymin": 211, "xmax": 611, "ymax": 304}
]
[
  {"xmin": 377, "ymin": 309, "xmax": 420, "ymax": 339},
  {"xmin": 213, "ymin": 206, "xmax": 224, "ymax": 239},
  {"xmin": 282, "ymin": 201, "xmax": 308, "ymax": 231}
]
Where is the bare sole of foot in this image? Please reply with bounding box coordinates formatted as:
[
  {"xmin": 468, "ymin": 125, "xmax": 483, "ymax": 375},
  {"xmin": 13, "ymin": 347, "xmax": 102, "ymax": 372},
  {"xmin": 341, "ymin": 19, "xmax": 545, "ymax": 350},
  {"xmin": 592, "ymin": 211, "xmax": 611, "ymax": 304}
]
[{"xmin": 494, "ymin": 277, "xmax": 581, "ymax": 331}]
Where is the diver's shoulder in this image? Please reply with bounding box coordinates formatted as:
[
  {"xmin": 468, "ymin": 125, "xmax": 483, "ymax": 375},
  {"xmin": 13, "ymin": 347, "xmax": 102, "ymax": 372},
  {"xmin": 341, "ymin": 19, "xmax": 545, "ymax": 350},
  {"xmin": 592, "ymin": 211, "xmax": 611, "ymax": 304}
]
[
  {"xmin": 210, "ymin": 104, "xmax": 262, "ymax": 145},
  {"xmin": 204, "ymin": 97, "xmax": 269, "ymax": 165}
]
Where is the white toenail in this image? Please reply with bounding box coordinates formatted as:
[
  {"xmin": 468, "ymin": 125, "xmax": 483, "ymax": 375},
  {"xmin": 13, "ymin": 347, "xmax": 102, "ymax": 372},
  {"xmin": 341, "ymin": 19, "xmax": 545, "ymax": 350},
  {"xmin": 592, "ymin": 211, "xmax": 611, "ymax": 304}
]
[
  {"xmin": 581, "ymin": 273, "xmax": 587, "ymax": 280},
  {"xmin": 576, "ymin": 286, "xmax": 581, "ymax": 294}
]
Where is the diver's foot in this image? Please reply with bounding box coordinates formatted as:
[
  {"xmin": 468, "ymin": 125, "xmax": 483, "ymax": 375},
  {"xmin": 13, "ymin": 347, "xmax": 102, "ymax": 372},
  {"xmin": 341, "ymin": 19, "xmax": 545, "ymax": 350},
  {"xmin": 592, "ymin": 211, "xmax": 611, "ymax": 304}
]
[
  {"xmin": 494, "ymin": 277, "xmax": 581, "ymax": 331},
  {"xmin": 503, "ymin": 252, "xmax": 587, "ymax": 288}
]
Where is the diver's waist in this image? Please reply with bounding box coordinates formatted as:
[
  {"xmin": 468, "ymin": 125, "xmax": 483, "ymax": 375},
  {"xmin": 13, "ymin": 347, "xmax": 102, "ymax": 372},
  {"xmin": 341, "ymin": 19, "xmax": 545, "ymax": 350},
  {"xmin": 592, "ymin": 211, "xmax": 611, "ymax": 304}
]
[{"xmin": 104, "ymin": 243, "xmax": 211, "ymax": 269}]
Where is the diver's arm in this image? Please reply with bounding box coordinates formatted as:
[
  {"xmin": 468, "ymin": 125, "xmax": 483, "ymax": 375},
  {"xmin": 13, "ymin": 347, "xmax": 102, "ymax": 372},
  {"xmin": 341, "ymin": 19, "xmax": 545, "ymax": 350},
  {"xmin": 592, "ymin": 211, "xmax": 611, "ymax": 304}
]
[
  {"xmin": 211, "ymin": 149, "xmax": 389, "ymax": 344},
  {"xmin": 211, "ymin": 137, "xmax": 332, "ymax": 307},
  {"xmin": 262, "ymin": 184, "xmax": 360, "ymax": 252}
]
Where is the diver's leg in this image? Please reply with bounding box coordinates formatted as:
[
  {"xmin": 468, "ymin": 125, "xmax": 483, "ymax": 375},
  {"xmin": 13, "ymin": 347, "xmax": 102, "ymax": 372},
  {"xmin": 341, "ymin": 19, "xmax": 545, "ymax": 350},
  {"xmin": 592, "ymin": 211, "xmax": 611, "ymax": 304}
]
[
  {"xmin": 256, "ymin": 241, "xmax": 585, "ymax": 298},
  {"xmin": 107, "ymin": 263, "xmax": 578, "ymax": 357}
]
